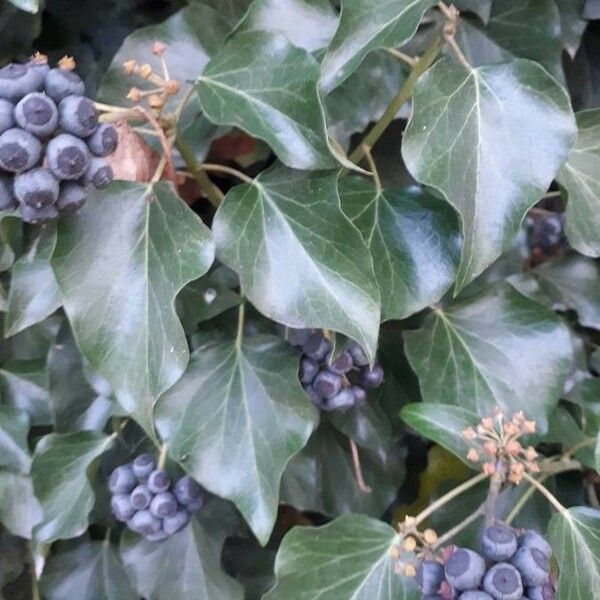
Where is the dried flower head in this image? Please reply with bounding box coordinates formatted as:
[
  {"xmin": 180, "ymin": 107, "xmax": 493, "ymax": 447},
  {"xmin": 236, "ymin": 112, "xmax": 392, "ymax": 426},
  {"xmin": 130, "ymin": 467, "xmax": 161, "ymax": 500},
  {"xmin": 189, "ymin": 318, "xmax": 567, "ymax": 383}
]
[
  {"xmin": 152, "ymin": 41, "xmax": 167, "ymax": 56},
  {"xmin": 164, "ymin": 79, "xmax": 181, "ymax": 96},
  {"xmin": 58, "ymin": 56, "xmax": 76, "ymax": 71},
  {"xmin": 127, "ymin": 87, "xmax": 142, "ymax": 103},
  {"xmin": 30, "ymin": 52, "xmax": 48, "ymax": 65},
  {"xmin": 139, "ymin": 64, "xmax": 153, "ymax": 79},
  {"xmin": 123, "ymin": 60, "xmax": 137, "ymax": 75}
]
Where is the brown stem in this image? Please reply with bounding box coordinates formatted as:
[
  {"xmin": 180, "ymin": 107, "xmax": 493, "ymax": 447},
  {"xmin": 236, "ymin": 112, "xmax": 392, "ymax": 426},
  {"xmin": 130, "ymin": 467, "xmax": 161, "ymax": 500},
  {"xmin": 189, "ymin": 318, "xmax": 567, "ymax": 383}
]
[
  {"xmin": 349, "ymin": 439, "xmax": 372, "ymax": 494},
  {"xmin": 484, "ymin": 467, "xmax": 504, "ymax": 526}
]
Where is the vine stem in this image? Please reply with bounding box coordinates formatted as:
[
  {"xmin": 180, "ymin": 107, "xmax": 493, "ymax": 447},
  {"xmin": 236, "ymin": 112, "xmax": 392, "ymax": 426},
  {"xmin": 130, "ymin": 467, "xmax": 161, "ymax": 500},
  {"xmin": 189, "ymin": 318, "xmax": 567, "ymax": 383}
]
[
  {"xmin": 385, "ymin": 48, "xmax": 417, "ymax": 67},
  {"xmin": 349, "ymin": 439, "xmax": 372, "ymax": 494},
  {"xmin": 413, "ymin": 472, "xmax": 488, "ymax": 527},
  {"xmin": 198, "ymin": 163, "xmax": 254, "ymax": 184},
  {"xmin": 433, "ymin": 505, "xmax": 484, "ymax": 549},
  {"xmin": 522, "ymin": 472, "xmax": 567, "ymax": 514},
  {"xmin": 157, "ymin": 442, "xmax": 168, "ymax": 470},
  {"xmin": 484, "ymin": 467, "xmax": 503, "ymax": 526},
  {"xmin": 29, "ymin": 542, "xmax": 40, "ymax": 600},
  {"xmin": 348, "ymin": 33, "xmax": 444, "ymax": 164},
  {"xmin": 362, "ymin": 145, "xmax": 381, "ymax": 193},
  {"xmin": 236, "ymin": 303, "xmax": 246, "ymax": 349}
]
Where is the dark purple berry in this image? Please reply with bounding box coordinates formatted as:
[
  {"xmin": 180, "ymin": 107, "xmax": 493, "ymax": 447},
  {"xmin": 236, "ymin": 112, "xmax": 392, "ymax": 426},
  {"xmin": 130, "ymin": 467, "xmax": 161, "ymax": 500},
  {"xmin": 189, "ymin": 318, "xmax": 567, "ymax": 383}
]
[
  {"xmin": 132, "ymin": 453, "xmax": 156, "ymax": 481},
  {"xmin": 57, "ymin": 182, "xmax": 86, "ymax": 213},
  {"xmin": 299, "ymin": 357, "xmax": 319, "ymax": 384},
  {"xmin": 150, "ymin": 491, "xmax": 177, "ymax": 518},
  {"xmin": 108, "ymin": 464, "xmax": 136, "ymax": 494},
  {"xmin": 14, "ymin": 168, "xmax": 59, "ymax": 208},
  {"xmin": 323, "ymin": 387, "xmax": 355, "ymax": 411},
  {"xmin": 111, "ymin": 493, "xmax": 135, "ymax": 522},
  {"xmin": 416, "ymin": 560, "xmax": 444, "ymax": 594},
  {"xmin": 46, "ymin": 133, "xmax": 90, "ymax": 180},
  {"xmin": 445, "ymin": 548, "xmax": 486, "ymax": 591},
  {"xmin": 86, "ymin": 123, "xmax": 118, "ymax": 156},
  {"xmin": 0, "ymin": 174, "xmax": 17, "ymax": 210},
  {"xmin": 303, "ymin": 333, "xmax": 331, "ymax": 361},
  {"xmin": 174, "ymin": 476, "xmax": 203, "ymax": 506},
  {"xmin": 58, "ymin": 95, "xmax": 98, "ymax": 138},
  {"xmin": 351, "ymin": 385, "xmax": 367, "ymax": 406},
  {"xmin": 313, "ymin": 370, "xmax": 342, "ymax": 398},
  {"xmin": 0, "ymin": 128, "xmax": 42, "ymax": 173},
  {"xmin": 0, "ymin": 63, "xmax": 42, "ymax": 102},
  {"xmin": 483, "ymin": 563, "xmax": 523, "ymax": 600},
  {"xmin": 482, "ymin": 524, "xmax": 518, "ymax": 561},
  {"xmin": 19, "ymin": 203, "xmax": 58, "ymax": 224},
  {"xmin": 128, "ymin": 509, "xmax": 161, "ymax": 536},
  {"xmin": 511, "ymin": 547, "xmax": 549, "ymax": 587},
  {"xmin": 360, "ymin": 364, "xmax": 384, "ymax": 388},
  {"xmin": 83, "ymin": 157, "xmax": 113, "ymax": 189},
  {"xmin": 130, "ymin": 484, "xmax": 153, "ymax": 510},
  {"xmin": 15, "ymin": 92, "xmax": 58, "ymax": 138},
  {"xmin": 45, "ymin": 68, "xmax": 85, "ymax": 103},
  {"xmin": 147, "ymin": 469, "xmax": 170, "ymax": 494},
  {"xmin": 0, "ymin": 99, "xmax": 14, "ymax": 135},
  {"xmin": 348, "ymin": 343, "xmax": 369, "ymax": 367},
  {"xmin": 163, "ymin": 509, "xmax": 190, "ymax": 535},
  {"xmin": 328, "ymin": 350, "xmax": 353, "ymax": 374}
]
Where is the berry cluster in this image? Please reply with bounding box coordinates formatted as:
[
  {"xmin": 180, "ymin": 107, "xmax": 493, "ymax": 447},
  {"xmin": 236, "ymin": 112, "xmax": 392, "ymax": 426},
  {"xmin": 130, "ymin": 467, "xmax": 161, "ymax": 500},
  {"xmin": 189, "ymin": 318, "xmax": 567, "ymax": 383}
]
[
  {"xmin": 416, "ymin": 525, "xmax": 555, "ymax": 600},
  {"xmin": 292, "ymin": 330, "xmax": 384, "ymax": 411},
  {"xmin": 108, "ymin": 453, "xmax": 205, "ymax": 542},
  {"xmin": 0, "ymin": 55, "xmax": 117, "ymax": 223}
]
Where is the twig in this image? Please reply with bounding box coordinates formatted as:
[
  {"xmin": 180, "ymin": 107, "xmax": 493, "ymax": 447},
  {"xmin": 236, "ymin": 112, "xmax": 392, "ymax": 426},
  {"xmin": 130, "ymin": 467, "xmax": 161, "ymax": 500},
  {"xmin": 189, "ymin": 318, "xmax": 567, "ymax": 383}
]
[
  {"xmin": 438, "ymin": 1, "xmax": 472, "ymax": 70},
  {"xmin": 433, "ymin": 505, "xmax": 484, "ymax": 549},
  {"xmin": 133, "ymin": 106, "xmax": 175, "ymax": 182},
  {"xmin": 349, "ymin": 439, "xmax": 372, "ymax": 494},
  {"xmin": 385, "ymin": 48, "xmax": 418, "ymax": 67},
  {"xmin": 362, "ymin": 145, "xmax": 381, "ymax": 193},
  {"xmin": 199, "ymin": 163, "xmax": 254, "ymax": 184},
  {"xmin": 522, "ymin": 472, "xmax": 567, "ymax": 514}
]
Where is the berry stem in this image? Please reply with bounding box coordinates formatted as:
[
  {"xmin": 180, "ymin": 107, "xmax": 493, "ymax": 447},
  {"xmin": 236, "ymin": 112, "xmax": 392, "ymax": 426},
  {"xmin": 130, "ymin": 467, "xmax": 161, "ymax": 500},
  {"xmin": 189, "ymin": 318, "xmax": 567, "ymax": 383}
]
[
  {"xmin": 158, "ymin": 442, "xmax": 168, "ymax": 470},
  {"xmin": 433, "ymin": 504, "xmax": 484, "ymax": 549},
  {"xmin": 349, "ymin": 439, "xmax": 372, "ymax": 494},
  {"xmin": 348, "ymin": 33, "xmax": 444, "ymax": 165},
  {"xmin": 521, "ymin": 471, "xmax": 567, "ymax": 514},
  {"xmin": 198, "ymin": 163, "xmax": 254, "ymax": 184},
  {"xmin": 484, "ymin": 466, "xmax": 503, "ymax": 526},
  {"xmin": 362, "ymin": 145, "xmax": 382, "ymax": 194},
  {"xmin": 438, "ymin": 1, "xmax": 472, "ymax": 71},
  {"xmin": 385, "ymin": 48, "xmax": 418, "ymax": 67},
  {"xmin": 413, "ymin": 472, "xmax": 488, "ymax": 527}
]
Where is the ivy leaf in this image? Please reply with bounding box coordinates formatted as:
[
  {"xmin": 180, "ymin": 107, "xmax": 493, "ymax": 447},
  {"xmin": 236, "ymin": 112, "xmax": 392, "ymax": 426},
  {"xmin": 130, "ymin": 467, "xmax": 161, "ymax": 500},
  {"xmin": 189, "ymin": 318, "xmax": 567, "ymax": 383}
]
[
  {"xmin": 120, "ymin": 504, "xmax": 244, "ymax": 600},
  {"xmin": 234, "ymin": 0, "xmax": 338, "ymax": 52},
  {"xmin": 155, "ymin": 334, "xmax": 316, "ymax": 545},
  {"xmin": 454, "ymin": 0, "xmax": 492, "ymax": 23},
  {"xmin": 198, "ymin": 0, "xmax": 253, "ymax": 25},
  {"xmin": 197, "ymin": 31, "xmax": 344, "ymax": 171},
  {"xmin": 326, "ymin": 51, "xmax": 406, "ymax": 150},
  {"xmin": 319, "ymin": 0, "xmax": 436, "ymax": 94},
  {"xmin": 0, "ymin": 471, "xmax": 42, "ymax": 539},
  {"xmin": 31, "ymin": 432, "xmax": 113, "ymax": 544},
  {"xmin": 212, "ymin": 166, "xmax": 381, "ymax": 362},
  {"xmin": 402, "ymin": 58, "xmax": 576, "ymax": 291},
  {"xmin": 5, "ymin": 226, "xmax": 61, "ymax": 337},
  {"xmin": 6, "ymin": 0, "xmax": 39, "ymax": 14},
  {"xmin": 52, "ymin": 182, "xmax": 215, "ymax": 431},
  {"xmin": 40, "ymin": 540, "xmax": 137, "ymax": 600},
  {"xmin": 548, "ymin": 507, "xmax": 600, "ymax": 599},
  {"xmin": 0, "ymin": 406, "xmax": 30, "ymax": 473},
  {"xmin": 456, "ymin": 1, "xmax": 564, "ymax": 81},
  {"xmin": 401, "ymin": 403, "xmax": 479, "ymax": 467},
  {"xmin": 99, "ymin": 4, "xmax": 230, "ymax": 113},
  {"xmin": 558, "ymin": 109, "xmax": 600, "ymax": 257},
  {"xmin": 510, "ymin": 255, "xmax": 600, "ymax": 330},
  {"xmin": 403, "ymin": 283, "xmax": 572, "ymax": 431},
  {"xmin": 280, "ymin": 420, "xmax": 402, "ymax": 518},
  {"xmin": 264, "ymin": 514, "xmax": 419, "ymax": 600},
  {"xmin": 556, "ymin": 0, "xmax": 588, "ymax": 58},
  {"xmin": 339, "ymin": 177, "xmax": 459, "ymax": 321},
  {"xmin": 544, "ymin": 407, "xmax": 596, "ymax": 469}
]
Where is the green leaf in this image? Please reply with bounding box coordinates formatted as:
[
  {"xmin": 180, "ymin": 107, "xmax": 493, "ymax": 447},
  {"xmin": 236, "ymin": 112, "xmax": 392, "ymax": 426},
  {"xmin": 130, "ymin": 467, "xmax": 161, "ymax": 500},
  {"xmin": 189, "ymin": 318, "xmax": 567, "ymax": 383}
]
[
  {"xmin": 212, "ymin": 165, "xmax": 381, "ymax": 362},
  {"xmin": 31, "ymin": 432, "xmax": 113, "ymax": 544},
  {"xmin": 548, "ymin": 507, "xmax": 600, "ymax": 600},
  {"xmin": 454, "ymin": 0, "xmax": 492, "ymax": 23},
  {"xmin": 558, "ymin": 109, "xmax": 600, "ymax": 256},
  {"xmin": 155, "ymin": 334, "xmax": 315, "ymax": 544},
  {"xmin": 401, "ymin": 403, "xmax": 479, "ymax": 467},
  {"xmin": 6, "ymin": 0, "xmax": 39, "ymax": 14},
  {"xmin": 510, "ymin": 255, "xmax": 600, "ymax": 330},
  {"xmin": 52, "ymin": 182, "xmax": 215, "ymax": 431},
  {"xmin": 596, "ymin": 434, "xmax": 600, "ymax": 472},
  {"xmin": 319, "ymin": 0, "xmax": 436, "ymax": 94},
  {"xmin": 197, "ymin": 31, "xmax": 340, "ymax": 170},
  {"xmin": 264, "ymin": 514, "xmax": 418, "ymax": 600},
  {"xmin": 403, "ymin": 283, "xmax": 572, "ymax": 431},
  {"xmin": 99, "ymin": 4, "xmax": 230, "ymax": 113},
  {"xmin": 48, "ymin": 324, "xmax": 113, "ymax": 433},
  {"xmin": 280, "ymin": 420, "xmax": 402, "ymax": 518},
  {"xmin": 120, "ymin": 505, "xmax": 244, "ymax": 600},
  {"xmin": 0, "ymin": 471, "xmax": 42, "ymax": 539},
  {"xmin": 198, "ymin": 0, "xmax": 253, "ymax": 25},
  {"xmin": 404, "ymin": 59, "xmax": 575, "ymax": 291},
  {"xmin": 234, "ymin": 0, "xmax": 338, "ymax": 52},
  {"xmin": 0, "ymin": 406, "xmax": 30, "ymax": 473},
  {"xmin": 326, "ymin": 50, "xmax": 406, "ymax": 150},
  {"xmin": 5, "ymin": 226, "xmax": 61, "ymax": 337},
  {"xmin": 40, "ymin": 540, "xmax": 137, "ymax": 600},
  {"xmin": 339, "ymin": 177, "xmax": 459, "ymax": 321},
  {"xmin": 455, "ymin": 1, "xmax": 564, "ymax": 81},
  {"xmin": 544, "ymin": 406, "xmax": 596, "ymax": 468},
  {"xmin": 556, "ymin": 0, "xmax": 588, "ymax": 58}
]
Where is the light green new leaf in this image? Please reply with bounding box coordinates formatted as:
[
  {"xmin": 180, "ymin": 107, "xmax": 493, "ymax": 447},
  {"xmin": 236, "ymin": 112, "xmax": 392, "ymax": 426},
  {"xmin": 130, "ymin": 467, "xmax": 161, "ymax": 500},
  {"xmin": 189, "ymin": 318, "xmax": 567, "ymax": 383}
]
[
  {"xmin": 234, "ymin": 0, "xmax": 338, "ymax": 52},
  {"xmin": 404, "ymin": 283, "xmax": 572, "ymax": 431},
  {"xmin": 0, "ymin": 405, "xmax": 30, "ymax": 473},
  {"xmin": 52, "ymin": 182, "xmax": 214, "ymax": 431},
  {"xmin": 456, "ymin": 1, "xmax": 564, "ymax": 81},
  {"xmin": 264, "ymin": 515, "xmax": 419, "ymax": 600},
  {"xmin": 99, "ymin": 4, "xmax": 230, "ymax": 113},
  {"xmin": 40, "ymin": 540, "xmax": 137, "ymax": 600},
  {"xmin": 548, "ymin": 507, "xmax": 600, "ymax": 600},
  {"xmin": 197, "ymin": 31, "xmax": 339, "ymax": 170},
  {"xmin": 403, "ymin": 58, "xmax": 576, "ymax": 291},
  {"xmin": 401, "ymin": 403, "xmax": 480, "ymax": 467},
  {"xmin": 0, "ymin": 471, "xmax": 42, "ymax": 539},
  {"xmin": 155, "ymin": 335, "xmax": 316, "ymax": 545},
  {"xmin": 558, "ymin": 109, "xmax": 600, "ymax": 256},
  {"xmin": 339, "ymin": 177, "xmax": 459, "ymax": 321},
  {"xmin": 213, "ymin": 166, "xmax": 381, "ymax": 362},
  {"xmin": 31, "ymin": 431, "xmax": 113, "ymax": 544},
  {"xmin": 120, "ymin": 508, "xmax": 244, "ymax": 600},
  {"xmin": 5, "ymin": 225, "xmax": 61, "ymax": 337},
  {"xmin": 319, "ymin": 0, "xmax": 436, "ymax": 94}
]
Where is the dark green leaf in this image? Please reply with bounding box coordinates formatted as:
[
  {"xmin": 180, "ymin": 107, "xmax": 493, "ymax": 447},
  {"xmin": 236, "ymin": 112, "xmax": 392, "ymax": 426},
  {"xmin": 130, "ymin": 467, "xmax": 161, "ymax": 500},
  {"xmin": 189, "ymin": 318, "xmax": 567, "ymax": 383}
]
[
  {"xmin": 0, "ymin": 471, "xmax": 41, "ymax": 539},
  {"xmin": 454, "ymin": 0, "xmax": 492, "ymax": 23},
  {"xmin": 52, "ymin": 182, "xmax": 214, "ymax": 431},
  {"xmin": 5, "ymin": 226, "xmax": 61, "ymax": 337},
  {"xmin": 544, "ymin": 406, "xmax": 596, "ymax": 468},
  {"xmin": 0, "ymin": 3, "xmax": 41, "ymax": 62},
  {"xmin": 264, "ymin": 514, "xmax": 419, "ymax": 600},
  {"xmin": 40, "ymin": 539, "xmax": 137, "ymax": 600},
  {"xmin": 197, "ymin": 31, "xmax": 341, "ymax": 170},
  {"xmin": 404, "ymin": 283, "xmax": 572, "ymax": 431},
  {"xmin": 0, "ymin": 314, "xmax": 61, "ymax": 363},
  {"xmin": 0, "ymin": 406, "xmax": 30, "ymax": 473},
  {"xmin": 212, "ymin": 165, "xmax": 381, "ymax": 362},
  {"xmin": 198, "ymin": 0, "xmax": 253, "ymax": 25},
  {"xmin": 556, "ymin": 0, "xmax": 588, "ymax": 58},
  {"xmin": 558, "ymin": 109, "xmax": 600, "ymax": 256},
  {"xmin": 401, "ymin": 403, "xmax": 479, "ymax": 467},
  {"xmin": 456, "ymin": 1, "xmax": 564, "ymax": 81},
  {"xmin": 280, "ymin": 420, "xmax": 402, "ymax": 518},
  {"xmin": 6, "ymin": 0, "xmax": 39, "ymax": 14},
  {"xmin": 339, "ymin": 177, "xmax": 459, "ymax": 320},
  {"xmin": 548, "ymin": 507, "xmax": 600, "ymax": 599},
  {"xmin": 319, "ymin": 0, "xmax": 436, "ymax": 94},
  {"xmin": 99, "ymin": 4, "xmax": 230, "ymax": 113},
  {"xmin": 402, "ymin": 58, "xmax": 576, "ymax": 291},
  {"xmin": 155, "ymin": 334, "xmax": 315, "ymax": 544},
  {"xmin": 31, "ymin": 432, "xmax": 113, "ymax": 544},
  {"xmin": 234, "ymin": 0, "xmax": 338, "ymax": 52},
  {"xmin": 120, "ymin": 504, "xmax": 244, "ymax": 600}
]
